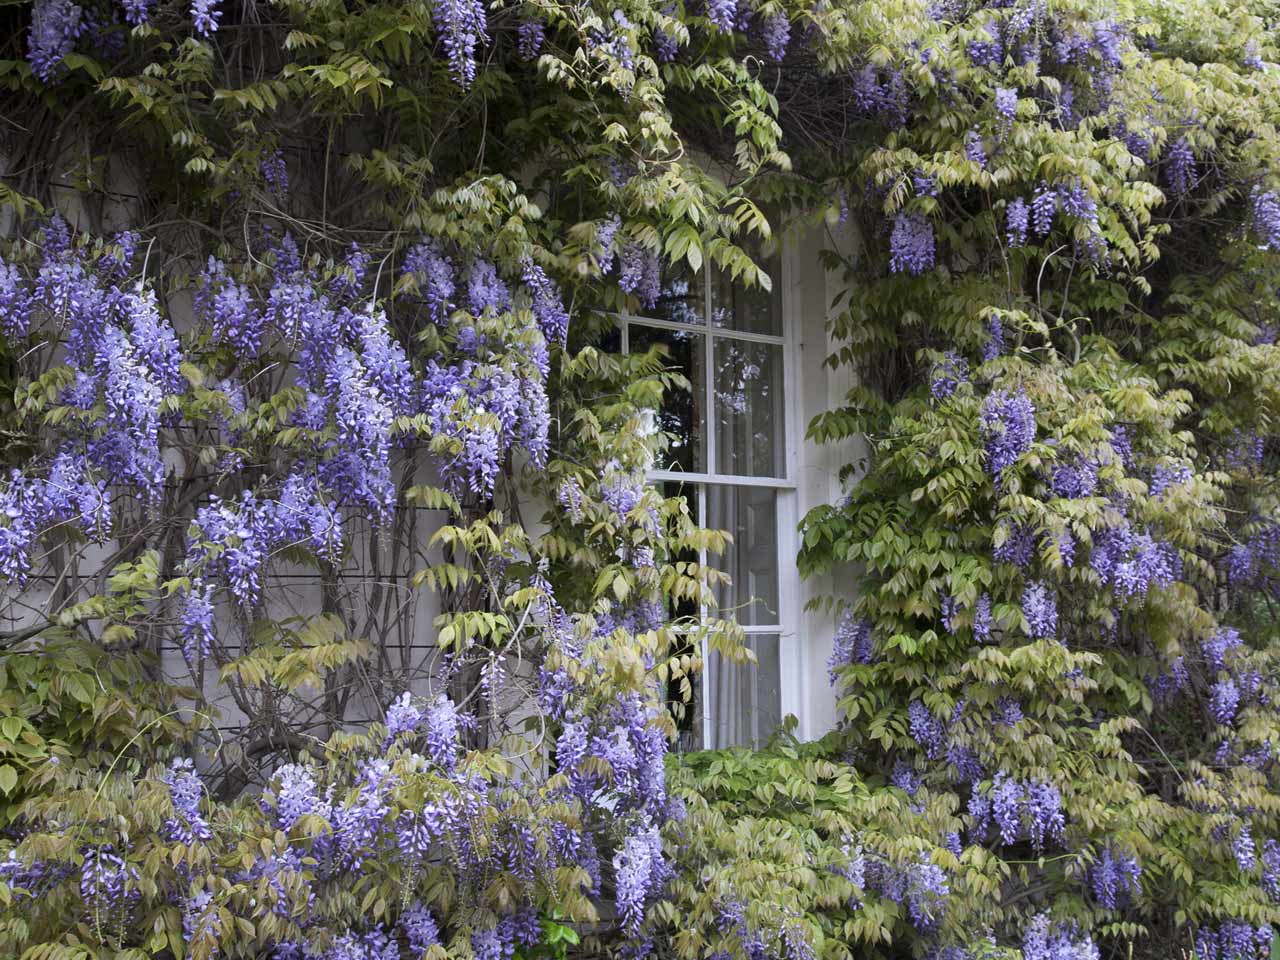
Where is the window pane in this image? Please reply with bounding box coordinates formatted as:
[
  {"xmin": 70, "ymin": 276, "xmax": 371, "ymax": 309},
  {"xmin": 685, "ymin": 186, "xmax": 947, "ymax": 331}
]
[
  {"xmin": 628, "ymin": 324, "xmax": 706, "ymax": 473},
  {"xmin": 659, "ymin": 481, "xmax": 702, "ymax": 624},
  {"xmin": 713, "ymin": 339, "xmax": 785, "ymax": 478},
  {"xmin": 705, "ymin": 634, "xmax": 782, "ymax": 749},
  {"xmin": 649, "ymin": 260, "xmax": 705, "ymax": 326},
  {"xmin": 710, "ymin": 254, "xmax": 781, "ymax": 335},
  {"xmin": 707, "ymin": 485, "xmax": 778, "ymax": 626}
]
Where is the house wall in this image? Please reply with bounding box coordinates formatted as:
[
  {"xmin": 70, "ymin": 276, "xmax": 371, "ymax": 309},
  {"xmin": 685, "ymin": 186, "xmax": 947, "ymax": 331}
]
[{"xmin": 788, "ymin": 220, "xmax": 861, "ymax": 740}]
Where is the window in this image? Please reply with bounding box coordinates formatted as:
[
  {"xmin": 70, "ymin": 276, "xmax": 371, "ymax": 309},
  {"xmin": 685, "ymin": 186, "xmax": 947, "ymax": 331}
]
[{"xmin": 620, "ymin": 254, "xmax": 798, "ymax": 749}]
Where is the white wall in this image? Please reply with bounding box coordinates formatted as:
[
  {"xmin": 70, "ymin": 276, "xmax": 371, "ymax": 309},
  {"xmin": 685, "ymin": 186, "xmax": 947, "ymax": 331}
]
[{"xmin": 787, "ymin": 220, "xmax": 863, "ymax": 740}]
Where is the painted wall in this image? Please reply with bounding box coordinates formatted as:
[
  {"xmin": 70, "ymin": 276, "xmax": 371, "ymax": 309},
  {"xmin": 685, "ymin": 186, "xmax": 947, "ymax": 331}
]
[{"xmin": 786, "ymin": 220, "xmax": 862, "ymax": 740}]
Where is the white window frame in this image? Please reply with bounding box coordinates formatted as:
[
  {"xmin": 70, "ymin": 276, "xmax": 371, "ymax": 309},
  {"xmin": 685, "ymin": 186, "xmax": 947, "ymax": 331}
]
[{"xmin": 616, "ymin": 244, "xmax": 803, "ymax": 748}]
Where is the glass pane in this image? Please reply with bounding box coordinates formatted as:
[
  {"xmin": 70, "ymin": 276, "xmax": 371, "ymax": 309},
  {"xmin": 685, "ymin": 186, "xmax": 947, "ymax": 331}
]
[
  {"xmin": 713, "ymin": 338, "xmax": 785, "ymax": 478},
  {"xmin": 659, "ymin": 481, "xmax": 702, "ymax": 624},
  {"xmin": 649, "ymin": 260, "xmax": 705, "ymax": 326},
  {"xmin": 705, "ymin": 634, "xmax": 782, "ymax": 749},
  {"xmin": 707, "ymin": 485, "xmax": 779, "ymax": 626},
  {"xmin": 629, "ymin": 325, "xmax": 706, "ymax": 473},
  {"xmin": 711, "ymin": 253, "xmax": 781, "ymax": 335}
]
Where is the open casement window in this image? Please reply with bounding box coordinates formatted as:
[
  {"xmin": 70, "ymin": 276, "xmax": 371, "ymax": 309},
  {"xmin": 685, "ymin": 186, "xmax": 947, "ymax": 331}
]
[{"xmin": 619, "ymin": 252, "xmax": 799, "ymax": 750}]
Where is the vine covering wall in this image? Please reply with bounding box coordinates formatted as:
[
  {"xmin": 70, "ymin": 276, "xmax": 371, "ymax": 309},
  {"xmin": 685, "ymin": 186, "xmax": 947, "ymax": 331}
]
[{"xmin": 1, "ymin": 0, "xmax": 1279, "ymax": 958}]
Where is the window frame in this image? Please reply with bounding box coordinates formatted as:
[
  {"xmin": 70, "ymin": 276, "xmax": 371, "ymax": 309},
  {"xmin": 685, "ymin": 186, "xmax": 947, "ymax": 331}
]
[{"xmin": 616, "ymin": 243, "xmax": 804, "ymax": 748}]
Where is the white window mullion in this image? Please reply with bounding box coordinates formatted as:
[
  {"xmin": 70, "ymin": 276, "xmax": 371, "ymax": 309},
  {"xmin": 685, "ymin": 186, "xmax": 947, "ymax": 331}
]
[
  {"xmin": 647, "ymin": 469, "xmax": 794, "ymax": 489},
  {"xmin": 778, "ymin": 240, "xmax": 803, "ymax": 737},
  {"xmin": 704, "ymin": 349, "xmax": 716, "ymax": 478},
  {"xmin": 613, "ymin": 312, "xmax": 785, "ymax": 346},
  {"xmin": 697, "ymin": 483, "xmax": 712, "ymax": 751}
]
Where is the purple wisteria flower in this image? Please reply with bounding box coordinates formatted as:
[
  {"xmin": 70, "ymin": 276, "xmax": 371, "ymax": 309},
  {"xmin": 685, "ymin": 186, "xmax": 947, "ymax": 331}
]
[
  {"xmin": 1233, "ymin": 820, "xmax": 1256, "ymax": 872},
  {"xmin": 994, "ymin": 86, "xmax": 1017, "ymax": 131},
  {"xmin": 613, "ymin": 823, "xmax": 667, "ymax": 935},
  {"xmin": 618, "ymin": 242, "xmax": 661, "ymax": 309},
  {"xmin": 1193, "ymin": 922, "xmax": 1273, "ymax": 960},
  {"xmin": 0, "ymin": 850, "xmax": 70, "ymax": 899},
  {"xmin": 403, "ymin": 239, "xmax": 456, "ymax": 322},
  {"xmin": 1203, "ymin": 626, "xmax": 1243, "ymax": 673},
  {"xmin": 1108, "ymin": 424, "xmax": 1133, "ymax": 467},
  {"xmin": 190, "ymin": 0, "xmax": 220, "ymax": 35},
  {"xmin": 182, "ymin": 890, "xmax": 221, "ymax": 953},
  {"xmin": 889, "ymin": 213, "xmax": 935, "ymax": 275},
  {"xmin": 982, "ymin": 316, "xmax": 1004, "ymax": 362},
  {"xmin": 654, "ymin": 21, "xmax": 679, "ymax": 62},
  {"xmin": 433, "ymin": 0, "xmax": 488, "ymax": 86},
  {"xmin": 964, "ymin": 129, "xmax": 987, "ymax": 168},
  {"xmin": 1007, "ymin": 198, "xmax": 1029, "ymax": 247},
  {"xmin": 707, "ymin": 0, "xmax": 737, "ymax": 32},
  {"xmin": 400, "ymin": 902, "xmax": 441, "ymax": 952},
  {"xmin": 1022, "ymin": 580, "xmax": 1056, "ymax": 638},
  {"xmin": 1150, "ymin": 462, "xmax": 1192, "ymax": 496},
  {"xmin": 0, "ymin": 260, "xmax": 32, "ymax": 338},
  {"xmin": 980, "ymin": 388, "xmax": 1035, "ymax": 477},
  {"xmin": 912, "ymin": 170, "xmax": 938, "ymax": 197},
  {"xmin": 1212, "ymin": 678, "xmax": 1241, "ymax": 724},
  {"xmin": 930, "ymin": 352, "xmax": 968, "ymax": 399},
  {"xmin": 80, "ymin": 845, "xmax": 140, "ymax": 944},
  {"xmin": 180, "ymin": 581, "xmax": 216, "ymax": 669},
  {"xmin": 1247, "ymin": 186, "xmax": 1280, "ymax": 252},
  {"xmin": 28, "ymin": 0, "xmax": 84, "ymax": 81},
  {"xmin": 424, "ymin": 695, "xmax": 460, "ymax": 770},
  {"xmin": 973, "ymin": 593, "xmax": 992, "ymax": 641},
  {"xmin": 966, "ymin": 20, "xmax": 1002, "ymax": 67},
  {"xmin": 1090, "ymin": 521, "xmax": 1181, "ymax": 602},
  {"xmin": 828, "ymin": 613, "xmax": 874, "ymax": 684},
  {"xmin": 163, "ymin": 758, "xmax": 213, "ymax": 845},
  {"xmin": 121, "ymin": 0, "xmax": 152, "ymax": 24},
  {"xmin": 1031, "ymin": 182, "xmax": 1057, "ymax": 236},
  {"xmin": 595, "ymin": 215, "xmax": 622, "ymax": 271},
  {"xmin": 521, "ymin": 257, "xmax": 570, "ymax": 342},
  {"xmin": 974, "ymin": 772, "xmax": 1064, "ymax": 850},
  {"xmin": 993, "ymin": 520, "xmax": 1037, "ymax": 570},
  {"xmin": 517, "ymin": 19, "xmax": 544, "ymax": 59},
  {"xmin": 1166, "ymin": 137, "xmax": 1197, "ymax": 196},
  {"xmin": 908, "ymin": 700, "xmax": 946, "ymax": 759},
  {"xmin": 761, "ymin": 15, "xmax": 790, "ymax": 61},
  {"xmin": 467, "ymin": 259, "xmax": 511, "ymax": 315},
  {"xmin": 996, "ymin": 697, "xmax": 1023, "ymax": 726},
  {"xmin": 875, "ymin": 855, "xmax": 951, "ymax": 931},
  {"xmin": 557, "ymin": 476, "xmax": 585, "ymax": 522},
  {"xmin": 1090, "ymin": 845, "xmax": 1141, "ymax": 909},
  {"xmin": 198, "ymin": 258, "xmax": 264, "ymax": 358},
  {"xmin": 851, "ymin": 64, "xmax": 908, "ymax": 124},
  {"xmin": 262, "ymin": 150, "xmax": 289, "ymax": 197},
  {"xmin": 1263, "ymin": 840, "xmax": 1280, "ymax": 900},
  {"xmin": 386, "ymin": 692, "xmax": 424, "ymax": 738},
  {"xmin": 264, "ymin": 763, "xmax": 327, "ymax": 831},
  {"xmin": 891, "ymin": 761, "xmax": 921, "ymax": 795},
  {"xmin": 1051, "ymin": 455, "xmax": 1097, "ymax": 499},
  {"xmin": 1057, "ymin": 179, "xmax": 1098, "ymax": 227},
  {"xmin": 940, "ymin": 594, "xmax": 958, "ymax": 633},
  {"xmin": 1022, "ymin": 914, "xmax": 1099, "ymax": 960}
]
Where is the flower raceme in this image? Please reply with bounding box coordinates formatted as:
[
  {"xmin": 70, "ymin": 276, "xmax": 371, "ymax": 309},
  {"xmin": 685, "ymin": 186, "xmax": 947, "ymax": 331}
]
[{"xmin": 2, "ymin": 226, "xmax": 566, "ymax": 597}]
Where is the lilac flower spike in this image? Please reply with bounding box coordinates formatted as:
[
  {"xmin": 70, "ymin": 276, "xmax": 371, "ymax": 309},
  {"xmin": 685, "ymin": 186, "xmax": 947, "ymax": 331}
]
[
  {"xmin": 889, "ymin": 213, "xmax": 935, "ymax": 275},
  {"xmin": 432, "ymin": 0, "xmax": 489, "ymax": 87},
  {"xmin": 980, "ymin": 388, "xmax": 1035, "ymax": 478}
]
